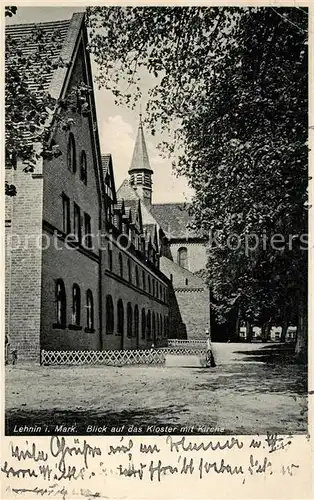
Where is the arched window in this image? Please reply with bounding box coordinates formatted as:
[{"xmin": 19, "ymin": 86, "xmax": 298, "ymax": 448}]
[
  {"xmin": 134, "ymin": 305, "xmax": 139, "ymax": 339},
  {"xmin": 142, "ymin": 271, "xmax": 146, "ymax": 291},
  {"xmin": 67, "ymin": 133, "xmax": 76, "ymax": 173},
  {"xmin": 152, "ymin": 312, "xmax": 156, "ymax": 341},
  {"xmin": 141, "ymin": 309, "xmax": 146, "ymax": 339},
  {"xmin": 86, "ymin": 289, "xmax": 94, "ymax": 331},
  {"xmin": 127, "ymin": 302, "xmax": 133, "ymax": 338},
  {"xmin": 147, "ymin": 310, "xmax": 151, "ymax": 340},
  {"xmin": 55, "ymin": 279, "xmax": 66, "ymax": 327},
  {"xmin": 108, "ymin": 244, "xmax": 113, "ymax": 271},
  {"xmin": 128, "ymin": 259, "xmax": 132, "ymax": 283},
  {"xmin": 117, "ymin": 299, "xmax": 124, "ymax": 335},
  {"xmin": 80, "ymin": 150, "xmax": 87, "ymax": 184},
  {"xmin": 72, "ymin": 284, "xmax": 81, "ymax": 326},
  {"xmin": 148, "ymin": 276, "xmax": 151, "ymax": 294},
  {"xmin": 119, "ymin": 253, "xmax": 123, "ymax": 278},
  {"xmin": 135, "ymin": 266, "xmax": 139, "ymax": 287},
  {"xmin": 177, "ymin": 247, "xmax": 188, "ymax": 269},
  {"xmin": 106, "ymin": 295, "xmax": 114, "ymax": 334}
]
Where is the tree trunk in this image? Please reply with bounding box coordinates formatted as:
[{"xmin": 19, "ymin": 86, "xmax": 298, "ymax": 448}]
[
  {"xmin": 295, "ymin": 300, "xmax": 307, "ymax": 361},
  {"xmin": 246, "ymin": 321, "xmax": 252, "ymax": 343},
  {"xmin": 281, "ymin": 320, "xmax": 288, "ymax": 343},
  {"xmin": 261, "ymin": 323, "xmax": 268, "ymax": 342}
]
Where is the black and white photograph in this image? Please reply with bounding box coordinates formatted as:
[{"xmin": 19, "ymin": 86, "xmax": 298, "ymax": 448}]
[{"xmin": 4, "ymin": 4, "xmax": 308, "ymax": 438}]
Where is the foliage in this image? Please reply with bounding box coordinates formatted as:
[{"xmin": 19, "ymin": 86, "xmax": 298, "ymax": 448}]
[
  {"xmin": 87, "ymin": 7, "xmax": 308, "ymax": 353},
  {"xmin": 5, "ymin": 9, "xmax": 92, "ymax": 195}
]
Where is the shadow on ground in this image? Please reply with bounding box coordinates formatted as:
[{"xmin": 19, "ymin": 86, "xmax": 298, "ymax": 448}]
[{"xmin": 6, "ymin": 404, "xmax": 200, "ymax": 435}]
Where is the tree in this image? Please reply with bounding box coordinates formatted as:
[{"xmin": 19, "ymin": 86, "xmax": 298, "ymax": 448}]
[
  {"xmin": 87, "ymin": 6, "xmax": 308, "ymax": 359},
  {"xmin": 5, "ymin": 7, "xmax": 92, "ymax": 195}
]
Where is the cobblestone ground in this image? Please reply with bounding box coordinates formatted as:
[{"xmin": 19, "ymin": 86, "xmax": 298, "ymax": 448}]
[{"xmin": 5, "ymin": 343, "xmax": 307, "ymax": 435}]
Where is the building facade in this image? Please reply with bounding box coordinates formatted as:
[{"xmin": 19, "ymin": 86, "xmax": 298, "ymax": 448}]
[{"xmin": 5, "ymin": 13, "xmax": 210, "ymax": 363}]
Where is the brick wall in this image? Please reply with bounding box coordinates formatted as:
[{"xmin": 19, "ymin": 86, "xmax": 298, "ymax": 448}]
[
  {"xmin": 100, "ymin": 234, "xmax": 169, "ymax": 350},
  {"xmin": 174, "ymin": 288, "xmax": 210, "ymax": 339},
  {"xmin": 6, "ymin": 160, "xmax": 44, "ymax": 361},
  {"xmin": 169, "ymin": 241, "xmax": 207, "ymax": 273},
  {"xmin": 41, "ymin": 40, "xmax": 101, "ymax": 353},
  {"xmin": 40, "ymin": 234, "xmax": 100, "ymax": 351}
]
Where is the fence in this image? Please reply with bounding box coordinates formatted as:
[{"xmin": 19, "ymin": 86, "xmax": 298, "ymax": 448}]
[
  {"xmin": 41, "ymin": 349, "xmax": 166, "ymax": 366},
  {"xmin": 168, "ymin": 338, "xmax": 206, "ymax": 348}
]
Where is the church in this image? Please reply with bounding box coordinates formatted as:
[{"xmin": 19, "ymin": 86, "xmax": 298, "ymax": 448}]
[{"xmin": 5, "ymin": 12, "xmax": 210, "ymax": 362}]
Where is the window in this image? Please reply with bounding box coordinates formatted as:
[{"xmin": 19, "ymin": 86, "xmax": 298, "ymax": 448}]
[
  {"xmin": 84, "ymin": 213, "xmax": 92, "ymax": 249},
  {"xmin": 178, "ymin": 247, "xmax": 188, "ymax": 269},
  {"xmin": 142, "ymin": 271, "xmax": 146, "ymax": 291},
  {"xmin": 106, "ymin": 295, "xmax": 114, "ymax": 334},
  {"xmin": 119, "ymin": 253, "xmax": 123, "ymax": 278},
  {"xmin": 156, "ymin": 314, "xmax": 160, "ymax": 338},
  {"xmin": 159, "ymin": 284, "xmax": 162, "ymax": 300},
  {"xmin": 72, "ymin": 284, "xmax": 81, "ymax": 326},
  {"xmin": 86, "ymin": 289, "xmax": 94, "ymax": 331},
  {"xmin": 74, "ymin": 203, "xmax": 81, "ymax": 243},
  {"xmin": 170, "ymin": 274, "xmax": 173, "ymax": 283},
  {"xmin": 147, "ymin": 310, "xmax": 151, "ymax": 340},
  {"xmin": 62, "ymin": 194, "xmax": 71, "ymax": 234},
  {"xmin": 135, "ymin": 266, "xmax": 139, "ymax": 287},
  {"xmin": 108, "ymin": 244, "xmax": 113, "ymax": 271},
  {"xmin": 127, "ymin": 303, "xmax": 133, "ymax": 338},
  {"xmin": 67, "ymin": 133, "xmax": 76, "ymax": 173},
  {"xmin": 160, "ymin": 316, "xmax": 163, "ymax": 337},
  {"xmin": 128, "ymin": 259, "xmax": 132, "ymax": 283},
  {"xmin": 152, "ymin": 312, "xmax": 156, "ymax": 342},
  {"xmin": 134, "ymin": 305, "xmax": 139, "ymax": 339},
  {"xmin": 117, "ymin": 299, "xmax": 124, "ymax": 335},
  {"xmin": 148, "ymin": 276, "xmax": 151, "ymax": 294},
  {"xmin": 185, "ymin": 278, "xmax": 189, "ymax": 286},
  {"xmin": 141, "ymin": 309, "xmax": 146, "ymax": 339},
  {"xmin": 80, "ymin": 150, "xmax": 87, "ymax": 184},
  {"xmin": 55, "ymin": 279, "xmax": 66, "ymax": 327},
  {"xmin": 152, "ymin": 280, "xmax": 155, "ymax": 297}
]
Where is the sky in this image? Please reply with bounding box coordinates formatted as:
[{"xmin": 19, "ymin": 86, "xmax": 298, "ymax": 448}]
[{"xmin": 6, "ymin": 6, "xmax": 194, "ymax": 203}]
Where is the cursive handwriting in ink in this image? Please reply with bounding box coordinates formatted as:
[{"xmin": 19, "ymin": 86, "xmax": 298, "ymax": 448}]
[
  {"xmin": 149, "ymin": 460, "xmax": 178, "ymax": 482},
  {"xmin": 248, "ymin": 455, "xmax": 272, "ymax": 475},
  {"xmin": 11, "ymin": 441, "xmax": 48, "ymax": 462},
  {"xmin": 1, "ymin": 461, "xmax": 38, "ymax": 478},
  {"xmin": 179, "ymin": 456, "xmax": 195, "ymax": 475},
  {"xmin": 108, "ymin": 438, "xmax": 133, "ymax": 455},
  {"xmin": 139, "ymin": 443, "xmax": 160, "ymax": 454},
  {"xmin": 166, "ymin": 435, "xmax": 244, "ymax": 453},
  {"xmin": 199, "ymin": 458, "xmax": 244, "ymax": 479},
  {"xmin": 117, "ymin": 456, "xmax": 146, "ymax": 479},
  {"xmin": 50, "ymin": 436, "xmax": 101, "ymax": 472},
  {"xmin": 11, "ymin": 486, "xmax": 68, "ymax": 500},
  {"xmin": 265, "ymin": 433, "xmax": 292, "ymax": 453}
]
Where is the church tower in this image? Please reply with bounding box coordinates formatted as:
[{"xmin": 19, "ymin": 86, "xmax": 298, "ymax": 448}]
[{"xmin": 128, "ymin": 115, "xmax": 153, "ymax": 206}]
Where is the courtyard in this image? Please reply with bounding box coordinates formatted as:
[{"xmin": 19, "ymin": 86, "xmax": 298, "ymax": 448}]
[{"xmin": 5, "ymin": 343, "xmax": 307, "ymax": 435}]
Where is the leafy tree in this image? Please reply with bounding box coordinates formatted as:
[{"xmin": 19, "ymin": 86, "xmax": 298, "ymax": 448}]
[
  {"xmin": 87, "ymin": 6, "xmax": 308, "ymax": 358},
  {"xmin": 5, "ymin": 7, "xmax": 92, "ymax": 196}
]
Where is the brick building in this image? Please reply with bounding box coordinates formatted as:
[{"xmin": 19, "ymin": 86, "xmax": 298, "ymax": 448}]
[{"xmin": 5, "ymin": 13, "xmax": 210, "ymax": 362}]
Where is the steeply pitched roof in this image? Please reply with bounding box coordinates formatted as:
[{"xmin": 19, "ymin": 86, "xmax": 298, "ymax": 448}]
[
  {"xmin": 6, "ymin": 13, "xmax": 85, "ymax": 99},
  {"xmin": 117, "ymin": 178, "xmax": 140, "ymax": 201},
  {"xmin": 128, "ymin": 116, "xmax": 152, "ymax": 173},
  {"xmin": 150, "ymin": 203, "xmax": 202, "ymax": 239}
]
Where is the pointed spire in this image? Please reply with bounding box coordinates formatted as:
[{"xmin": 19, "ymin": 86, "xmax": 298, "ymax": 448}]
[{"xmin": 128, "ymin": 116, "xmax": 153, "ymax": 173}]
